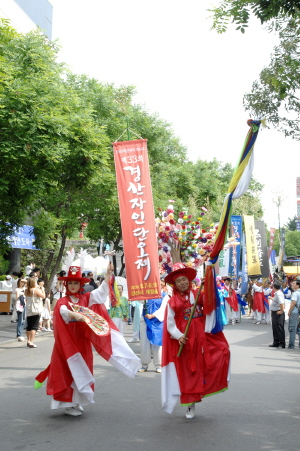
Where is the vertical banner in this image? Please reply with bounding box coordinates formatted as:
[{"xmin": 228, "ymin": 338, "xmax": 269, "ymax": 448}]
[
  {"xmin": 269, "ymin": 227, "xmax": 276, "ymax": 252},
  {"xmin": 217, "ymin": 248, "xmax": 230, "ymax": 277},
  {"xmin": 270, "ymin": 250, "xmax": 276, "ymax": 266},
  {"xmin": 113, "ymin": 139, "xmax": 161, "ymax": 301},
  {"xmin": 228, "ymin": 215, "xmax": 242, "ymax": 279},
  {"xmin": 243, "ymin": 215, "xmax": 261, "ymax": 276},
  {"xmin": 278, "ymin": 227, "xmax": 287, "ymax": 265},
  {"xmin": 254, "ymin": 220, "xmax": 269, "ymax": 278},
  {"xmin": 269, "ymin": 249, "xmax": 276, "ymax": 279},
  {"xmin": 241, "ymin": 234, "xmax": 248, "ymax": 294}
]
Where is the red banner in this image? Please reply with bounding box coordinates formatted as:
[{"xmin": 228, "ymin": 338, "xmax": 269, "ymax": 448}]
[
  {"xmin": 113, "ymin": 139, "xmax": 161, "ymax": 301},
  {"xmin": 269, "ymin": 227, "xmax": 276, "ymax": 250},
  {"xmin": 297, "ymin": 177, "xmax": 300, "ymax": 196}
]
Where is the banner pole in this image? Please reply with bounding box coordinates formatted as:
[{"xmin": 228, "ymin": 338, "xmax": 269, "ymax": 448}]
[
  {"xmin": 126, "ymin": 117, "xmax": 131, "ymax": 141},
  {"xmin": 177, "ymin": 281, "xmax": 204, "ymax": 357}
]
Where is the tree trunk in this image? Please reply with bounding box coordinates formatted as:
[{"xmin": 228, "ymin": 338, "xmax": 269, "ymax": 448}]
[
  {"xmin": 5, "ymin": 248, "xmax": 21, "ymax": 274},
  {"xmin": 43, "ymin": 232, "xmax": 67, "ymax": 293},
  {"xmin": 113, "ymin": 228, "xmax": 122, "ymax": 276},
  {"xmin": 118, "ymin": 252, "xmax": 125, "ymax": 276}
]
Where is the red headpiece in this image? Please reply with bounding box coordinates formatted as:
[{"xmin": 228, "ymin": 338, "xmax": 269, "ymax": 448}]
[
  {"xmin": 58, "ymin": 266, "xmax": 90, "ymax": 284},
  {"xmin": 165, "ymin": 262, "xmax": 197, "ymax": 285}
]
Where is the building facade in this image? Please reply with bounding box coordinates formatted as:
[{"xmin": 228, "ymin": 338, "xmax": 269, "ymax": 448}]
[{"xmin": 0, "ymin": 0, "xmax": 52, "ymax": 38}]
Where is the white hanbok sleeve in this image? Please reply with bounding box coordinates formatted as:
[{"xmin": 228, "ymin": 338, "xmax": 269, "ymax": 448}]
[
  {"xmin": 88, "ymin": 281, "xmax": 109, "ymax": 307},
  {"xmin": 253, "ymin": 283, "xmax": 263, "ymax": 293},
  {"xmin": 60, "ymin": 305, "xmax": 70, "ymax": 323},
  {"xmin": 167, "ymin": 304, "xmax": 184, "ymax": 340},
  {"xmin": 153, "ymin": 295, "xmax": 170, "ymax": 322}
]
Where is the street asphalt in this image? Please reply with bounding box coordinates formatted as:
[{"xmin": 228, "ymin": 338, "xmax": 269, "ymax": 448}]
[{"xmin": 0, "ymin": 314, "xmax": 299, "ymax": 451}]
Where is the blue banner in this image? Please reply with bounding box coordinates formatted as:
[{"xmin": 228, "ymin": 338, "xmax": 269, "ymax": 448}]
[
  {"xmin": 228, "ymin": 215, "xmax": 242, "ymax": 279},
  {"xmin": 270, "ymin": 250, "xmax": 276, "ymax": 266},
  {"xmin": 241, "ymin": 234, "xmax": 248, "ymax": 295},
  {"xmin": 7, "ymin": 225, "xmax": 37, "ymax": 250}
]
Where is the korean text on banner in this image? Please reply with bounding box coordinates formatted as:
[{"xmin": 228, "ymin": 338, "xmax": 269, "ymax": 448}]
[
  {"xmin": 228, "ymin": 215, "xmax": 242, "ymax": 279},
  {"xmin": 217, "ymin": 248, "xmax": 230, "ymax": 277},
  {"xmin": 241, "ymin": 235, "xmax": 248, "ymax": 294},
  {"xmin": 254, "ymin": 220, "xmax": 269, "ymax": 278},
  {"xmin": 8, "ymin": 225, "xmax": 37, "ymax": 250},
  {"xmin": 113, "ymin": 139, "xmax": 161, "ymax": 301},
  {"xmin": 243, "ymin": 215, "xmax": 261, "ymax": 277},
  {"xmin": 269, "ymin": 227, "xmax": 276, "ymax": 257}
]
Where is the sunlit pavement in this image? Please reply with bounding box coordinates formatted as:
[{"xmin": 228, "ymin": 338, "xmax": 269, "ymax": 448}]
[{"xmin": 0, "ymin": 315, "xmax": 299, "ymax": 451}]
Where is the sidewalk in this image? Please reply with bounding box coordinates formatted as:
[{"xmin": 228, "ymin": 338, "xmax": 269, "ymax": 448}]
[
  {"xmin": 0, "ymin": 314, "xmax": 52, "ymax": 345},
  {"xmin": 0, "ymin": 314, "xmax": 136, "ymax": 345}
]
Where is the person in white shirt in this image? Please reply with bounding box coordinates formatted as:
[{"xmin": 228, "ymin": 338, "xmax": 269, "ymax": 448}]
[
  {"xmin": 262, "ymin": 281, "xmax": 272, "ymax": 324},
  {"xmin": 10, "ymin": 272, "xmax": 19, "ymax": 322},
  {"xmin": 282, "ymin": 281, "xmax": 292, "ymax": 322},
  {"xmin": 269, "ymin": 281, "xmax": 285, "ymax": 348},
  {"xmin": 25, "ymin": 262, "xmax": 35, "ymax": 276},
  {"xmin": 287, "ymin": 280, "xmax": 300, "ymax": 349}
]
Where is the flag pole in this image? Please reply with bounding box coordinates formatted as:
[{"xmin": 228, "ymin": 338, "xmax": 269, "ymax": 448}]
[{"xmin": 177, "ymin": 280, "xmax": 204, "ymax": 357}]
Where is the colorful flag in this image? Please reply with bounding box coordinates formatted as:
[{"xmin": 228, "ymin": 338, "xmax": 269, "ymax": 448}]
[{"xmin": 204, "ymin": 119, "xmax": 263, "ymax": 333}]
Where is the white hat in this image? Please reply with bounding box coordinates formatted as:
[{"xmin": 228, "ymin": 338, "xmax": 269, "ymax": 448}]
[
  {"xmin": 6, "ymin": 275, "xmax": 12, "ymax": 280},
  {"xmin": 257, "ymin": 278, "xmax": 262, "ymax": 283}
]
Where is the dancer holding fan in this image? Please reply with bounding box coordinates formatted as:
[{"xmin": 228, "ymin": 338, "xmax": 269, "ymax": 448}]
[{"xmin": 35, "ymin": 261, "xmax": 140, "ymax": 417}]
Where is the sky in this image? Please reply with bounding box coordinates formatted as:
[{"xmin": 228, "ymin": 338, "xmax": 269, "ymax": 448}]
[{"xmin": 50, "ymin": 0, "xmax": 299, "ymax": 228}]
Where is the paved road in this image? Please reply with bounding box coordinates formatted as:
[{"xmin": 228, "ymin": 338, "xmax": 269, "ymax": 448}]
[{"xmin": 0, "ymin": 317, "xmax": 299, "ymax": 451}]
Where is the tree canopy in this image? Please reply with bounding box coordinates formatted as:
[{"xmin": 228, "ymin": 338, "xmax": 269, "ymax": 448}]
[
  {"xmin": 243, "ymin": 16, "xmax": 300, "ymax": 139},
  {"xmin": 210, "ymin": 0, "xmax": 300, "ymax": 33},
  {"xmin": 0, "ymin": 20, "xmax": 264, "ymax": 282},
  {"xmin": 284, "ymin": 216, "xmax": 299, "ymax": 231}
]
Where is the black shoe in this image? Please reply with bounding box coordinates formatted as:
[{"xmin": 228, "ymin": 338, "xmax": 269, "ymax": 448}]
[
  {"xmin": 278, "ymin": 344, "xmax": 285, "ymax": 348},
  {"xmin": 269, "ymin": 344, "xmax": 279, "ymax": 347}
]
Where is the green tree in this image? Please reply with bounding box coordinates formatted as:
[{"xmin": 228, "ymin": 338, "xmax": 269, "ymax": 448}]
[
  {"xmin": 210, "ymin": 0, "xmax": 299, "ymax": 33},
  {"xmin": 285, "ymin": 230, "xmax": 300, "ymax": 255},
  {"xmin": 0, "ymin": 25, "xmax": 112, "ymax": 286},
  {"xmin": 285, "ymin": 216, "xmax": 298, "ymax": 231},
  {"xmin": 244, "ymin": 16, "xmax": 300, "ymax": 139},
  {"xmin": 0, "ymin": 21, "xmax": 266, "ymax": 283},
  {"xmin": 191, "ymin": 159, "xmax": 264, "ymax": 223}
]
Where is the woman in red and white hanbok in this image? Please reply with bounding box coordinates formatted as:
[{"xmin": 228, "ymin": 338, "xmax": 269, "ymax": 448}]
[
  {"xmin": 161, "ymin": 263, "xmax": 230, "ymax": 419},
  {"xmin": 252, "ymin": 279, "xmax": 265, "ymax": 325},
  {"xmin": 35, "ymin": 264, "xmax": 140, "ymax": 416}
]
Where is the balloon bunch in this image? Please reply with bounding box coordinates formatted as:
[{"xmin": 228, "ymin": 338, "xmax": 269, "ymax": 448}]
[{"xmin": 156, "ymin": 202, "xmax": 218, "ymax": 273}]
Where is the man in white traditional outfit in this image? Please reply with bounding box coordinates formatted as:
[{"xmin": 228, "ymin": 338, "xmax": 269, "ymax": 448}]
[{"xmin": 138, "ymin": 282, "xmax": 170, "ymax": 374}]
